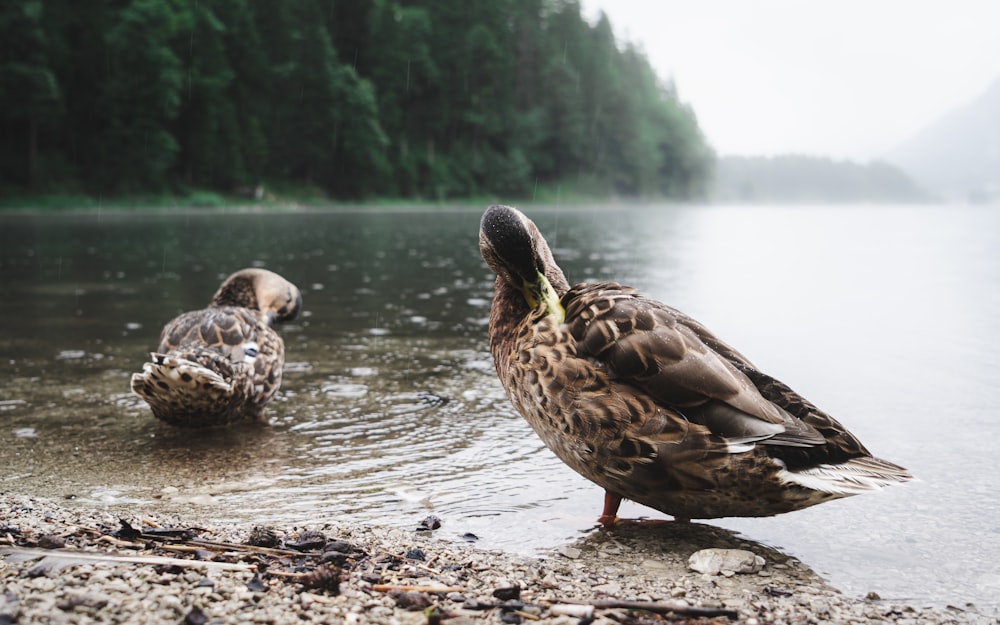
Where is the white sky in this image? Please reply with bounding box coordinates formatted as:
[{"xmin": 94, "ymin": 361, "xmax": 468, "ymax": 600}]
[{"xmin": 582, "ymin": 0, "xmax": 1000, "ymax": 160}]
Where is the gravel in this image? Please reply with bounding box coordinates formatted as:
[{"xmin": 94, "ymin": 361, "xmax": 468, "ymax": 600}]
[{"xmin": 1, "ymin": 493, "xmax": 995, "ymax": 624}]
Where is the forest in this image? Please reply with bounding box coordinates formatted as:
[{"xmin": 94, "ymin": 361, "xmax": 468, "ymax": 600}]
[{"xmin": 0, "ymin": 0, "xmax": 714, "ymax": 203}]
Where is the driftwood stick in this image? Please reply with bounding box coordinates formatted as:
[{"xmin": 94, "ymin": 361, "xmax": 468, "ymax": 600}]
[
  {"xmin": 553, "ymin": 598, "xmax": 738, "ymax": 619},
  {"xmin": 0, "ymin": 546, "xmax": 255, "ymax": 572},
  {"xmin": 371, "ymin": 584, "xmax": 464, "ymax": 594},
  {"xmin": 185, "ymin": 538, "xmax": 304, "ymax": 557}
]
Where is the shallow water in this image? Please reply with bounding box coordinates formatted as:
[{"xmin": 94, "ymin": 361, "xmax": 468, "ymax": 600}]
[{"xmin": 1, "ymin": 205, "xmax": 998, "ymax": 610}]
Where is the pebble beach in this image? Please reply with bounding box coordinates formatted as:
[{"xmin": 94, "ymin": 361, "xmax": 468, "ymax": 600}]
[{"xmin": 1, "ymin": 493, "xmax": 995, "ymax": 625}]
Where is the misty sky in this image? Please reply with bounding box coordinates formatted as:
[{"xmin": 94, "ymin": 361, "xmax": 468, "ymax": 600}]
[{"xmin": 582, "ymin": 0, "xmax": 1000, "ymax": 161}]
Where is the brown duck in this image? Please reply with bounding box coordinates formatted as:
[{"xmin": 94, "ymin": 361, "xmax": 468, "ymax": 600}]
[
  {"xmin": 479, "ymin": 205, "xmax": 911, "ymax": 524},
  {"xmin": 131, "ymin": 268, "xmax": 302, "ymax": 427}
]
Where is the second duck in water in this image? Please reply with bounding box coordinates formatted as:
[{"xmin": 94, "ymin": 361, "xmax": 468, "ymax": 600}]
[
  {"xmin": 479, "ymin": 205, "xmax": 911, "ymax": 525},
  {"xmin": 131, "ymin": 268, "xmax": 302, "ymax": 427}
]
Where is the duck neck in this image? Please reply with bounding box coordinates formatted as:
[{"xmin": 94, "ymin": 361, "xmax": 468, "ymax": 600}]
[{"xmin": 488, "ymin": 277, "xmax": 531, "ymax": 380}]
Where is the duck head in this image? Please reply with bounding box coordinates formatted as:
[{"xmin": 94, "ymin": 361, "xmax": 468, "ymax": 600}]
[
  {"xmin": 211, "ymin": 268, "xmax": 302, "ymax": 325},
  {"xmin": 479, "ymin": 205, "xmax": 569, "ymax": 322}
]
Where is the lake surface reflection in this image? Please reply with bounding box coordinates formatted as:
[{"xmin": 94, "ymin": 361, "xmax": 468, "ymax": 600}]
[{"xmin": 1, "ymin": 204, "xmax": 998, "ymax": 611}]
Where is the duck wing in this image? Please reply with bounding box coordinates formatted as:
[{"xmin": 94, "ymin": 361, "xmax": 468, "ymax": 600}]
[
  {"xmin": 564, "ymin": 282, "xmax": 857, "ymax": 458},
  {"xmin": 132, "ymin": 306, "xmax": 284, "ymax": 426}
]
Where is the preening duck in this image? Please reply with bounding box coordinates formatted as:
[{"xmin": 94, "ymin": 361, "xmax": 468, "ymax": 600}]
[
  {"xmin": 479, "ymin": 205, "xmax": 911, "ymax": 524},
  {"xmin": 131, "ymin": 268, "xmax": 302, "ymax": 427}
]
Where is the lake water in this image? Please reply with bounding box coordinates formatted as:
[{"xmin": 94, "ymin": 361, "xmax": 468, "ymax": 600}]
[{"xmin": 1, "ymin": 204, "xmax": 998, "ymax": 612}]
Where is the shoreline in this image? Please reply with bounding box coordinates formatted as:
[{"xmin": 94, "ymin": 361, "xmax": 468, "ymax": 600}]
[{"xmin": 1, "ymin": 493, "xmax": 994, "ymax": 624}]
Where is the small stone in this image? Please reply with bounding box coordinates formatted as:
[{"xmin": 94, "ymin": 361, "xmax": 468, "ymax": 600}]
[
  {"xmin": 556, "ymin": 545, "xmax": 582, "ymax": 559},
  {"xmin": 417, "ymin": 515, "xmax": 441, "ymax": 531},
  {"xmin": 592, "ymin": 582, "xmax": 622, "ymax": 595},
  {"xmin": 405, "ymin": 547, "xmax": 426, "ymax": 561},
  {"xmin": 245, "ymin": 574, "xmax": 266, "ymax": 593},
  {"xmin": 492, "ymin": 586, "xmax": 521, "ymax": 601},
  {"xmin": 324, "ymin": 540, "xmax": 357, "ymax": 554},
  {"xmin": 286, "ymin": 530, "xmax": 326, "ymax": 551},
  {"xmin": 688, "ymin": 548, "xmax": 765, "ymax": 575},
  {"xmin": 183, "ymin": 606, "xmax": 208, "ymax": 625},
  {"xmin": 246, "ymin": 526, "xmax": 282, "ymax": 548},
  {"xmin": 389, "ymin": 590, "xmax": 433, "ymax": 611},
  {"xmin": 639, "ymin": 558, "xmax": 670, "ymax": 570},
  {"xmin": 37, "ymin": 534, "xmax": 65, "ymax": 549},
  {"xmin": 865, "ymin": 591, "xmax": 882, "ymax": 601}
]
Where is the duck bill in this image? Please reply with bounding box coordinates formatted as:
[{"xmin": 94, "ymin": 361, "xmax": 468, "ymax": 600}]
[{"xmin": 522, "ymin": 273, "xmax": 565, "ymax": 323}]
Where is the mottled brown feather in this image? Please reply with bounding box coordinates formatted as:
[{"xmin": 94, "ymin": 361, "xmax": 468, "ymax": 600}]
[
  {"xmin": 131, "ymin": 269, "xmax": 301, "ymax": 427},
  {"xmin": 480, "ymin": 205, "xmax": 911, "ymax": 521}
]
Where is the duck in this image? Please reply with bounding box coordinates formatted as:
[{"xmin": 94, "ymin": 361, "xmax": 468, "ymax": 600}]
[
  {"xmin": 479, "ymin": 205, "xmax": 911, "ymax": 525},
  {"xmin": 131, "ymin": 268, "xmax": 302, "ymax": 427}
]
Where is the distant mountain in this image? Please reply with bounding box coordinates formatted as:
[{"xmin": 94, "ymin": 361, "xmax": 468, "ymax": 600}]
[
  {"xmin": 885, "ymin": 76, "xmax": 1000, "ymax": 202},
  {"xmin": 712, "ymin": 154, "xmax": 929, "ymax": 203}
]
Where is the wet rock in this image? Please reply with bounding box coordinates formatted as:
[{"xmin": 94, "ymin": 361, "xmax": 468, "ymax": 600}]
[
  {"xmin": 556, "ymin": 545, "xmax": 582, "ymax": 559},
  {"xmin": 640, "ymin": 558, "xmax": 670, "ymax": 570},
  {"xmin": 298, "ymin": 566, "xmax": 341, "ymax": 595},
  {"xmin": 319, "ymin": 550, "xmax": 349, "ymax": 567},
  {"xmin": 389, "ymin": 590, "xmax": 433, "ymax": 611},
  {"xmin": 55, "ymin": 595, "xmax": 109, "ymax": 611},
  {"xmin": 323, "ymin": 540, "xmax": 357, "ymax": 554},
  {"xmin": 417, "ymin": 515, "xmax": 442, "ymax": 531},
  {"xmin": 406, "ymin": 547, "xmax": 426, "ymax": 561},
  {"xmin": 36, "ymin": 534, "xmax": 65, "ymax": 549},
  {"xmin": 460, "ymin": 532, "xmax": 479, "ymax": 543},
  {"xmin": 246, "ymin": 526, "xmax": 282, "ymax": 548},
  {"xmin": 183, "ymin": 606, "xmax": 208, "ymax": 625},
  {"xmin": 492, "ymin": 586, "xmax": 521, "ymax": 601},
  {"xmin": 499, "ymin": 611, "xmax": 523, "ymax": 624},
  {"xmin": 246, "ymin": 574, "xmax": 267, "ymax": 593},
  {"xmin": 688, "ymin": 548, "xmax": 765, "ymax": 575},
  {"xmin": 285, "ymin": 530, "xmax": 326, "ymax": 551}
]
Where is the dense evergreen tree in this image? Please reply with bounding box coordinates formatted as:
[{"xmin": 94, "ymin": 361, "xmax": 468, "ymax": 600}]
[
  {"xmin": 0, "ymin": 1, "xmax": 61, "ymax": 187},
  {"xmin": 101, "ymin": 0, "xmax": 183, "ymax": 192},
  {"xmin": 0, "ymin": 0, "xmax": 712, "ymax": 201}
]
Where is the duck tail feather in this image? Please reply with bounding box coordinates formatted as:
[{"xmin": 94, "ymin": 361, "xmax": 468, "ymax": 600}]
[
  {"xmin": 780, "ymin": 456, "xmax": 913, "ymax": 495},
  {"xmin": 130, "ymin": 352, "xmax": 233, "ymax": 410}
]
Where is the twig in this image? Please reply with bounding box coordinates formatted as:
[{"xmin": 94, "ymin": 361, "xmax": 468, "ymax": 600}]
[
  {"xmin": 371, "ymin": 584, "xmax": 463, "ymax": 594},
  {"xmin": 511, "ymin": 610, "xmax": 541, "ymax": 621},
  {"xmin": 0, "ymin": 546, "xmax": 255, "ymax": 572},
  {"xmin": 552, "ymin": 598, "xmax": 738, "ymax": 619},
  {"xmin": 186, "ymin": 538, "xmax": 316, "ymax": 557},
  {"xmin": 95, "ymin": 535, "xmax": 146, "ymax": 549}
]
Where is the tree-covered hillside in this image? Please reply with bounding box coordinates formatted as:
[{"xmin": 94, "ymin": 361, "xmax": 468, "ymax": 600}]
[{"xmin": 0, "ymin": 0, "xmax": 713, "ymax": 202}]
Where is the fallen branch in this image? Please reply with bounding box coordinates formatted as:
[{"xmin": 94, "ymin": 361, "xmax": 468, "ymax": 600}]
[
  {"xmin": 552, "ymin": 598, "xmax": 738, "ymax": 620},
  {"xmin": 0, "ymin": 546, "xmax": 255, "ymax": 572},
  {"xmin": 186, "ymin": 538, "xmax": 305, "ymax": 557},
  {"xmin": 371, "ymin": 584, "xmax": 464, "ymax": 594}
]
